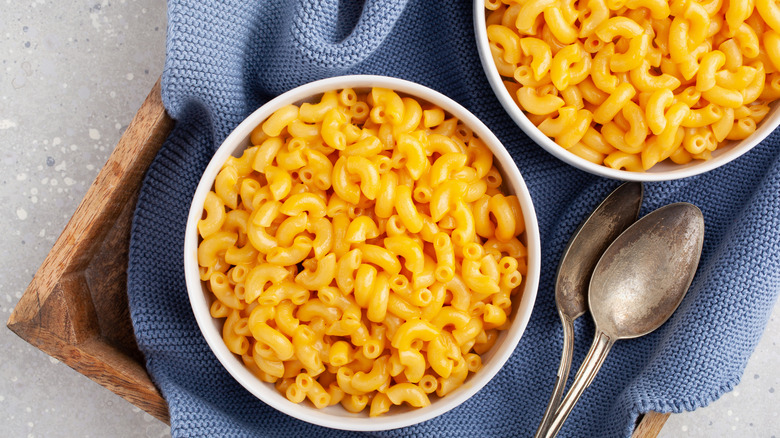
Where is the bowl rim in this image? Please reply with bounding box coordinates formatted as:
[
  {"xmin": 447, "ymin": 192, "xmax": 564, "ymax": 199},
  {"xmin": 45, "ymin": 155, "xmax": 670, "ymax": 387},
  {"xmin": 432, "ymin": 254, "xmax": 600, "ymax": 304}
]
[
  {"xmin": 183, "ymin": 74, "xmax": 541, "ymax": 431},
  {"xmin": 472, "ymin": 0, "xmax": 779, "ymax": 181}
]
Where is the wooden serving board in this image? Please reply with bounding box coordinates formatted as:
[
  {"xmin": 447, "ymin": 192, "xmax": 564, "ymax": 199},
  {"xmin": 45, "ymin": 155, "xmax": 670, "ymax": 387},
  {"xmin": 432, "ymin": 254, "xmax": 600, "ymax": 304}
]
[{"xmin": 6, "ymin": 78, "xmax": 669, "ymax": 437}]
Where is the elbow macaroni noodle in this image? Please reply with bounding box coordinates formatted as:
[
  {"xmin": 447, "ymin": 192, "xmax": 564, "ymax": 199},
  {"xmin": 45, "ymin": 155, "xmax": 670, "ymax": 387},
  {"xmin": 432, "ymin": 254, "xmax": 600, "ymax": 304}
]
[
  {"xmin": 485, "ymin": 0, "xmax": 780, "ymax": 171},
  {"xmin": 198, "ymin": 87, "xmax": 528, "ymax": 415}
]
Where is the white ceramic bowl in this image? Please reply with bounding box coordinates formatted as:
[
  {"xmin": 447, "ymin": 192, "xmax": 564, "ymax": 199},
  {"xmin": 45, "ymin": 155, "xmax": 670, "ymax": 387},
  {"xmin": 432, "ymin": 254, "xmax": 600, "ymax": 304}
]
[
  {"xmin": 184, "ymin": 75, "xmax": 541, "ymax": 431},
  {"xmin": 473, "ymin": 1, "xmax": 780, "ymax": 181}
]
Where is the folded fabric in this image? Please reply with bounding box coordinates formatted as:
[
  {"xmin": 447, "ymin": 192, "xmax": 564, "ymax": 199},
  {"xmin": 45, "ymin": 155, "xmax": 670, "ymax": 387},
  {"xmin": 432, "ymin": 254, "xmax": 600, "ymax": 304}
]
[{"xmin": 127, "ymin": 0, "xmax": 780, "ymax": 436}]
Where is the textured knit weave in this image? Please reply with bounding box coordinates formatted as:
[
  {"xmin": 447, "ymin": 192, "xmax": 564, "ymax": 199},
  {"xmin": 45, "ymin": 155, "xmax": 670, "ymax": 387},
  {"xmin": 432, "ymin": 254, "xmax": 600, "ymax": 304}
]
[{"xmin": 127, "ymin": 1, "xmax": 780, "ymax": 437}]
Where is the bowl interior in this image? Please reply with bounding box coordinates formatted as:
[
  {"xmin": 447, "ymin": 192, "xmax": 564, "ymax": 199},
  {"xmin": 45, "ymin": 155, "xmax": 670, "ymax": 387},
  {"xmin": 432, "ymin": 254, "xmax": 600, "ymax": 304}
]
[
  {"xmin": 472, "ymin": 1, "xmax": 780, "ymax": 181},
  {"xmin": 183, "ymin": 75, "xmax": 541, "ymax": 431}
]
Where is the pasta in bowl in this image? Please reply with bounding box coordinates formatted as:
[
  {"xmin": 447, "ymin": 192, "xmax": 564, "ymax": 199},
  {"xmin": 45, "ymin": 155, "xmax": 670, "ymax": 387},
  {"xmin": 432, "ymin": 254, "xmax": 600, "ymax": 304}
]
[
  {"xmin": 183, "ymin": 75, "xmax": 540, "ymax": 430},
  {"xmin": 474, "ymin": 0, "xmax": 780, "ymax": 180}
]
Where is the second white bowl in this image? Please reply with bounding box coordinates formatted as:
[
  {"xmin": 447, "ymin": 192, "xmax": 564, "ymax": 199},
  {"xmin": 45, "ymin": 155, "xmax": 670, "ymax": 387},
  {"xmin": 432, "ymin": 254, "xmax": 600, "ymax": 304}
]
[{"xmin": 473, "ymin": 0, "xmax": 780, "ymax": 181}]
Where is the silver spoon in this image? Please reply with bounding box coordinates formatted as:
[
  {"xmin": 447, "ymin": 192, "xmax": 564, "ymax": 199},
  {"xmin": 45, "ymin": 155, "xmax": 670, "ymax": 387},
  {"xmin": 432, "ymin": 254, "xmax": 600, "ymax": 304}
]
[
  {"xmin": 534, "ymin": 182, "xmax": 643, "ymax": 438},
  {"xmin": 543, "ymin": 202, "xmax": 705, "ymax": 438}
]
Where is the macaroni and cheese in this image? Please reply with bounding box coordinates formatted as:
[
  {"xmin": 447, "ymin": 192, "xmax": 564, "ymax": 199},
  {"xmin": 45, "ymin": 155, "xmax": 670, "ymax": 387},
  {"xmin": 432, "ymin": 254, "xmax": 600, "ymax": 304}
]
[
  {"xmin": 485, "ymin": 0, "xmax": 780, "ymax": 171},
  {"xmin": 197, "ymin": 87, "xmax": 528, "ymax": 415}
]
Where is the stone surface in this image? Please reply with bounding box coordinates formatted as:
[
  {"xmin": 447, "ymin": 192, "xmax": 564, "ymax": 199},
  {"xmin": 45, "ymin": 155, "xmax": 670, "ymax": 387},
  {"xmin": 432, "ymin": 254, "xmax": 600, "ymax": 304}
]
[{"xmin": 0, "ymin": 0, "xmax": 169, "ymax": 437}]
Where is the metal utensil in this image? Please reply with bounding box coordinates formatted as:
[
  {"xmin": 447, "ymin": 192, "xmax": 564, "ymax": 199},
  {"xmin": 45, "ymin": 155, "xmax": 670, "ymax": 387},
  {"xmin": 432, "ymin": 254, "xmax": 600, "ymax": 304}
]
[
  {"xmin": 534, "ymin": 182, "xmax": 643, "ymax": 438},
  {"xmin": 543, "ymin": 202, "xmax": 705, "ymax": 438}
]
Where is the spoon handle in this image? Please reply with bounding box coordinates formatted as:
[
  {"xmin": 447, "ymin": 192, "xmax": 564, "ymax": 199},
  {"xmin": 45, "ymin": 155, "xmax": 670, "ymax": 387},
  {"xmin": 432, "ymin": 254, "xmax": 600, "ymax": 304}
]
[
  {"xmin": 533, "ymin": 313, "xmax": 576, "ymax": 438},
  {"xmin": 544, "ymin": 330, "xmax": 615, "ymax": 438}
]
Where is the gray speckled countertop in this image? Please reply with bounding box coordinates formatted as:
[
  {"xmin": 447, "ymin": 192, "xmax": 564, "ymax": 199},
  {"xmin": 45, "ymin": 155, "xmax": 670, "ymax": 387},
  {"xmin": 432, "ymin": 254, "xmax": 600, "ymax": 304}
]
[{"xmin": 1, "ymin": 1, "xmax": 777, "ymax": 437}]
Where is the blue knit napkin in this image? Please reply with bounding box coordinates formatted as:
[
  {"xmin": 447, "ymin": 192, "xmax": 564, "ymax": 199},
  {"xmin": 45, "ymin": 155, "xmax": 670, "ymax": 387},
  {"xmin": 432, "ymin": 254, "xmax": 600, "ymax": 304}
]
[{"xmin": 127, "ymin": 1, "xmax": 780, "ymax": 436}]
